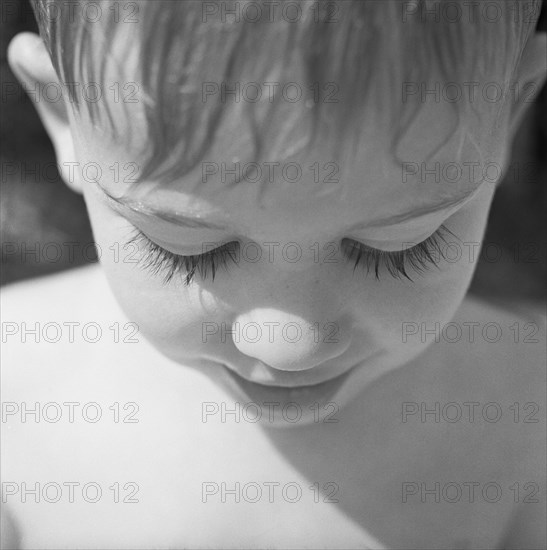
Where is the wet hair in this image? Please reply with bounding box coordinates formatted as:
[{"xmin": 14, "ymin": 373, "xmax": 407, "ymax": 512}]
[{"xmin": 31, "ymin": 0, "xmax": 542, "ymax": 188}]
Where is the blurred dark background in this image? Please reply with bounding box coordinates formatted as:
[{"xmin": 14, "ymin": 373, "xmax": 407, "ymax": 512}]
[{"xmin": 1, "ymin": 0, "xmax": 546, "ymax": 304}]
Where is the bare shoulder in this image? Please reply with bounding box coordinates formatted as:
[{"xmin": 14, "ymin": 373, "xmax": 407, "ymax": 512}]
[
  {"xmin": 0, "ymin": 265, "xmax": 164, "ymax": 548},
  {"xmin": 1, "ymin": 263, "xmax": 109, "ymax": 319},
  {"xmin": 0, "ymin": 263, "xmax": 147, "ymax": 402},
  {"xmin": 394, "ymin": 295, "xmax": 546, "ymax": 548},
  {"xmin": 1, "ymin": 267, "xmax": 109, "ymax": 549},
  {"xmin": 414, "ymin": 294, "xmax": 546, "ymax": 479},
  {"xmin": 444, "ymin": 294, "xmax": 546, "ymax": 439},
  {"xmin": 400, "ymin": 293, "xmax": 545, "ymax": 464},
  {"xmin": 450, "ymin": 295, "xmax": 546, "ymax": 549}
]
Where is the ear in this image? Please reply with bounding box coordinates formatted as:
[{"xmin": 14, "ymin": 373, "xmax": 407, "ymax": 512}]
[
  {"xmin": 7, "ymin": 32, "xmax": 82, "ymax": 193},
  {"xmin": 509, "ymin": 31, "xmax": 547, "ymax": 137}
]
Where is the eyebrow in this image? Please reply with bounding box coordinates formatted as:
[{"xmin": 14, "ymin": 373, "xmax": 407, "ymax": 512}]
[
  {"xmin": 348, "ymin": 206, "xmax": 447, "ymax": 232},
  {"xmin": 95, "ymin": 180, "xmax": 479, "ymax": 234},
  {"xmin": 96, "ymin": 185, "xmax": 228, "ymax": 230},
  {"xmin": 347, "ymin": 187, "xmax": 480, "ymax": 233}
]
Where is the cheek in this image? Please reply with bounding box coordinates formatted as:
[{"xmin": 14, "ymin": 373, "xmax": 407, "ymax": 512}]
[
  {"xmin": 106, "ymin": 261, "xmax": 212, "ymax": 360},
  {"xmin": 369, "ymin": 184, "xmax": 495, "ymax": 356},
  {"xmin": 83, "ymin": 191, "xmax": 214, "ymax": 355},
  {"xmin": 354, "ymin": 266, "xmax": 469, "ymax": 360}
]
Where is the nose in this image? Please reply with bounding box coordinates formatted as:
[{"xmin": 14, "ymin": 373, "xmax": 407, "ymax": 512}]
[{"xmin": 231, "ymin": 308, "xmax": 351, "ymax": 372}]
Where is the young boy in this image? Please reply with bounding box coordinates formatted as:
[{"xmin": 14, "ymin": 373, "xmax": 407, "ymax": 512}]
[{"xmin": 1, "ymin": 0, "xmax": 546, "ymax": 548}]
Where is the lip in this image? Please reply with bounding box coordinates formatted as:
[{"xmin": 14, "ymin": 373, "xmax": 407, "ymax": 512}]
[
  {"xmin": 223, "ymin": 356, "xmax": 357, "ymax": 389},
  {"xmin": 220, "ymin": 362, "xmax": 357, "ymax": 412},
  {"xmin": 223, "ymin": 358, "xmax": 356, "ymax": 389}
]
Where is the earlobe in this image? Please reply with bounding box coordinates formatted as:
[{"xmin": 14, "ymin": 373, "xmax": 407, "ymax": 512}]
[{"xmin": 7, "ymin": 32, "xmax": 82, "ymax": 194}]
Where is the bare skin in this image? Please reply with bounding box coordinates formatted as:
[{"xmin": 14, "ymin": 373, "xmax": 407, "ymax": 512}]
[
  {"xmin": 1, "ymin": 265, "xmax": 545, "ymax": 549},
  {"xmin": 2, "ymin": 20, "xmax": 546, "ymax": 550}
]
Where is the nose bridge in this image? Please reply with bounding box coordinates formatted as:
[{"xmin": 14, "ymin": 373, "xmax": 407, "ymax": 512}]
[
  {"xmin": 231, "ymin": 307, "xmax": 351, "ymax": 372},
  {"xmin": 245, "ymin": 262, "xmax": 339, "ymax": 321},
  {"xmin": 238, "ymin": 236, "xmax": 334, "ymax": 273}
]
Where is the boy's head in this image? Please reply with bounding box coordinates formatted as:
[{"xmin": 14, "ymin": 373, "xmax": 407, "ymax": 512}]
[{"xmin": 9, "ymin": 1, "xmax": 546, "ymax": 419}]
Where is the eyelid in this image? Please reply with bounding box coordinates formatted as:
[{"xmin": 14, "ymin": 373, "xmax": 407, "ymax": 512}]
[
  {"xmin": 347, "ymin": 227, "xmax": 440, "ymax": 253},
  {"xmin": 135, "ymin": 230, "xmax": 234, "ymax": 255},
  {"xmin": 343, "ymin": 224, "xmax": 457, "ymax": 281},
  {"xmin": 130, "ymin": 223, "xmax": 457, "ymax": 285},
  {"xmin": 136, "ymin": 231, "xmax": 232, "ymax": 257},
  {"xmin": 129, "ymin": 229, "xmax": 239, "ymax": 285}
]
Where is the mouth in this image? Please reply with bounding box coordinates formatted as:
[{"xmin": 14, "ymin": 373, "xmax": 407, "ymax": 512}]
[
  {"xmin": 222, "ymin": 356, "xmax": 359, "ymax": 388},
  {"xmin": 220, "ymin": 362, "xmax": 357, "ymax": 406}
]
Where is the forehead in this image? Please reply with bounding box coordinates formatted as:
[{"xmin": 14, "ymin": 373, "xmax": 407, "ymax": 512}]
[
  {"xmin": 79, "ymin": 99, "xmax": 505, "ymax": 242},
  {"xmin": 72, "ymin": 8, "xmax": 514, "ymax": 235},
  {"xmin": 79, "ymin": 97, "xmax": 510, "ymax": 238}
]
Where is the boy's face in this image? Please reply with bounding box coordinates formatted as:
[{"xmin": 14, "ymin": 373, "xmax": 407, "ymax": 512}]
[
  {"xmin": 14, "ymin": 15, "xmax": 544, "ymax": 423},
  {"xmin": 72, "ymin": 77, "xmax": 502, "ymax": 420}
]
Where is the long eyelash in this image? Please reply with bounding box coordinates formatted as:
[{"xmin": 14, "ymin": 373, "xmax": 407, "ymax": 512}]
[
  {"xmin": 128, "ymin": 225, "xmax": 458, "ymax": 286},
  {"xmin": 344, "ymin": 225, "xmax": 458, "ymax": 281},
  {"xmin": 127, "ymin": 230, "xmax": 238, "ymax": 286}
]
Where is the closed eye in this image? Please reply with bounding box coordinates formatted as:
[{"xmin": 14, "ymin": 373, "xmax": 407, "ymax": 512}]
[
  {"xmin": 342, "ymin": 224, "xmax": 457, "ymax": 280},
  {"xmin": 127, "ymin": 230, "xmax": 239, "ymax": 285},
  {"xmin": 127, "ymin": 224, "xmax": 458, "ymax": 285}
]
